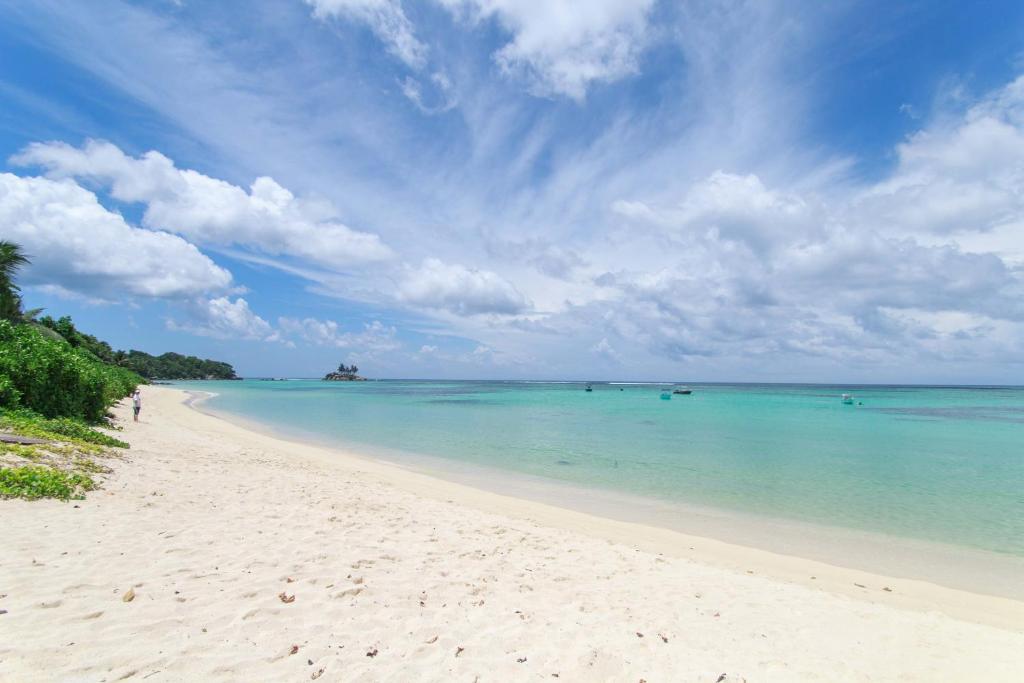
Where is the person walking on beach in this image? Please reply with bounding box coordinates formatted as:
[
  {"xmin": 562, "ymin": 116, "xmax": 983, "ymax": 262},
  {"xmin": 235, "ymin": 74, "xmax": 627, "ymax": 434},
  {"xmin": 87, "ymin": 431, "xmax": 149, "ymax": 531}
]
[{"xmin": 131, "ymin": 389, "xmax": 142, "ymax": 422}]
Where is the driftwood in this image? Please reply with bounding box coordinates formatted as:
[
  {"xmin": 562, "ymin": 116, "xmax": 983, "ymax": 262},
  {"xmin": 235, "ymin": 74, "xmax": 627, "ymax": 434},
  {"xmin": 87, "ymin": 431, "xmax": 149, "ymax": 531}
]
[{"xmin": 0, "ymin": 433, "xmax": 49, "ymax": 445}]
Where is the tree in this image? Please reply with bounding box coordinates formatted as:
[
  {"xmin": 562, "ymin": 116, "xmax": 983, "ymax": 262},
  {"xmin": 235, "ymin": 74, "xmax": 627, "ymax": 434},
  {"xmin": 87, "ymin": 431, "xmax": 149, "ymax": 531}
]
[{"xmin": 0, "ymin": 241, "xmax": 29, "ymax": 322}]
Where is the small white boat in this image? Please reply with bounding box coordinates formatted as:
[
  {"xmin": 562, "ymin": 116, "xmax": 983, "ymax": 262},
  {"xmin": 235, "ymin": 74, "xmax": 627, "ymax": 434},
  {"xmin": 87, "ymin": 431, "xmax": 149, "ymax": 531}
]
[
  {"xmin": 841, "ymin": 393, "xmax": 854, "ymax": 405},
  {"xmin": 585, "ymin": 384, "xmax": 593, "ymax": 392},
  {"xmin": 673, "ymin": 385, "xmax": 692, "ymax": 395}
]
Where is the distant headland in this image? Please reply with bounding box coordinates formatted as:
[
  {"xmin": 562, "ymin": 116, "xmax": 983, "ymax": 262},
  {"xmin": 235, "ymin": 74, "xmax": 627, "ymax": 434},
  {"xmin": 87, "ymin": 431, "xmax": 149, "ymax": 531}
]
[{"xmin": 323, "ymin": 363, "xmax": 366, "ymax": 381}]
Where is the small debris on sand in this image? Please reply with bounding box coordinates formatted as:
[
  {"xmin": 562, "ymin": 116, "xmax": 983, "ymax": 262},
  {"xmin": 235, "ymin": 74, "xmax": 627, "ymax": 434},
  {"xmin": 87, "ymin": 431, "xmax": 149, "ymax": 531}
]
[
  {"xmin": 278, "ymin": 592, "xmax": 295, "ymax": 604},
  {"xmin": 122, "ymin": 588, "xmax": 135, "ymax": 603}
]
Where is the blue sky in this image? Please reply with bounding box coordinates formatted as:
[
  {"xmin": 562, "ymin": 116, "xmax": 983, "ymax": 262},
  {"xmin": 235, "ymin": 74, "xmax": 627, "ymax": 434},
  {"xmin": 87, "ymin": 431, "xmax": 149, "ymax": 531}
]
[{"xmin": 2, "ymin": 0, "xmax": 1024, "ymax": 382}]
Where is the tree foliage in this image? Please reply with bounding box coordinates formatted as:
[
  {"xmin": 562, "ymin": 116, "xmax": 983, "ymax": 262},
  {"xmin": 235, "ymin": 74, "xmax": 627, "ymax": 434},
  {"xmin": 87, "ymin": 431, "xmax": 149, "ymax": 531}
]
[
  {"xmin": 37, "ymin": 315, "xmax": 238, "ymax": 380},
  {"xmin": 0, "ymin": 240, "xmax": 29, "ymax": 322}
]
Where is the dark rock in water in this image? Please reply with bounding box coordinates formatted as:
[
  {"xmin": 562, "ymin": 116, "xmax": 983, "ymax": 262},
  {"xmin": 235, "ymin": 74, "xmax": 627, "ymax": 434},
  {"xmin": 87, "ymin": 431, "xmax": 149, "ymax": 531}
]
[{"xmin": 323, "ymin": 372, "xmax": 367, "ymax": 381}]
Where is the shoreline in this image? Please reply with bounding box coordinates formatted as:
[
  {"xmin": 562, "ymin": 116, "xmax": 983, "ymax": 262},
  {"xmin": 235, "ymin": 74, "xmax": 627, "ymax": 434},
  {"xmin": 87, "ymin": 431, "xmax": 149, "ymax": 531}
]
[
  {"xmin": 3, "ymin": 385, "xmax": 1023, "ymax": 681},
  {"xmin": 189, "ymin": 389, "xmax": 1024, "ymax": 604},
  {"xmin": 182, "ymin": 388, "xmax": 1024, "ymax": 630}
]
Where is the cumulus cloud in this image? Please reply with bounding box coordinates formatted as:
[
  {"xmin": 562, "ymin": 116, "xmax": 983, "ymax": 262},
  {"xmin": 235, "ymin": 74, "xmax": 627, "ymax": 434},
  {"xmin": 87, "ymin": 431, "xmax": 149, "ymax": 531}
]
[
  {"xmin": 398, "ymin": 258, "xmax": 530, "ymax": 315},
  {"xmin": 304, "ymin": 0, "xmax": 427, "ymax": 68},
  {"xmin": 0, "ymin": 172, "xmax": 232, "ymax": 300},
  {"xmin": 568, "ymin": 74, "xmax": 1024, "ymax": 371},
  {"xmin": 278, "ymin": 317, "xmax": 401, "ymax": 351},
  {"xmin": 12, "ymin": 140, "xmax": 393, "ymax": 269},
  {"xmin": 438, "ymin": 0, "xmax": 655, "ymax": 99},
  {"xmin": 167, "ymin": 297, "xmax": 275, "ymax": 340},
  {"xmin": 598, "ymin": 170, "xmax": 1024, "ymax": 365},
  {"xmin": 852, "ymin": 75, "xmax": 1024, "ymax": 253},
  {"xmin": 672, "ymin": 171, "xmax": 817, "ymax": 251}
]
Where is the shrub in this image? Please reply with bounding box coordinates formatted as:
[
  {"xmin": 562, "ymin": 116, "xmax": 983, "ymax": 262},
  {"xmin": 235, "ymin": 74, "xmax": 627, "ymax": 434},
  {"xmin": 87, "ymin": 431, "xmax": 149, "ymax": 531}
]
[
  {"xmin": 0, "ymin": 409, "xmax": 129, "ymax": 448},
  {"xmin": 0, "ymin": 465, "xmax": 96, "ymax": 501},
  {"xmin": 0, "ymin": 320, "xmax": 140, "ymax": 422}
]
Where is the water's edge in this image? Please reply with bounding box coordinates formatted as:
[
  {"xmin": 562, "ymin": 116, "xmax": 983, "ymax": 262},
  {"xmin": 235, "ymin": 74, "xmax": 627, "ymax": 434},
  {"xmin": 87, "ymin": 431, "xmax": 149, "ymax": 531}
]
[{"xmin": 187, "ymin": 390, "xmax": 1024, "ymax": 601}]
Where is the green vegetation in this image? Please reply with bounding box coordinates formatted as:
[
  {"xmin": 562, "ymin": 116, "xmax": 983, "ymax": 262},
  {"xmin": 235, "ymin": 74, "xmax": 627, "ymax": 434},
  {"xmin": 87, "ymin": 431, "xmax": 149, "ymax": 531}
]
[
  {"xmin": 0, "ymin": 320, "xmax": 140, "ymax": 422},
  {"xmin": 37, "ymin": 316, "xmax": 238, "ymax": 380},
  {"xmin": 0, "ymin": 410, "xmax": 128, "ymax": 449},
  {"xmin": 0, "ymin": 240, "xmax": 30, "ymax": 323},
  {"xmin": 324, "ymin": 362, "xmax": 365, "ymax": 381},
  {"xmin": 0, "ymin": 242, "xmax": 138, "ymax": 500},
  {"xmin": 122, "ymin": 350, "xmax": 238, "ymax": 380},
  {"xmin": 0, "ymin": 465, "xmax": 96, "ymax": 501}
]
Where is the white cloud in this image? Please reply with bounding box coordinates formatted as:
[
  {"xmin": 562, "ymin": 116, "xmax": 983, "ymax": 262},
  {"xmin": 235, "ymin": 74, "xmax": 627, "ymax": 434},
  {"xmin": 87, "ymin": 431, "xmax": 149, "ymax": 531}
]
[
  {"xmin": 304, "ymin": 0, "xmax": 427, "ymax": 68},
  {"xmin": 12, "ymin": 140, "xmax": 393, "ymax": 269},
  {"xmin": 167, "ymin": 297, "xmax": 275, "ymax": 340},
  {"xmin": 400, "ymin": 72, "xmax": 458, "ymax": 114},
  {"xmin": 672, "ymin": 171, "xmax": 817, "ymax": 250},
  {"xmin": 398, "ymin": 258, "xmax": 530, "ymax": 315},
  {"xmin": 278, "ymin": 317, "xmax": 401, "ymax": 351},
  {"xmin": 853, "ymin": 75, "xmax": 1024, "ymax": 251},
  {"xmin": 590, "ymin": 337, "xmax": 620, "ymax": 363},
  {"xmin": 0, "ymin": 172, "xmax": 232, "ymax": 300},
  {"xmin": 438, "ymin": 0, "xmax": 655, "ymax": 99},
  {"xmin": 305, "ymin": 0, "xmax": 655, "ymax": 99}
]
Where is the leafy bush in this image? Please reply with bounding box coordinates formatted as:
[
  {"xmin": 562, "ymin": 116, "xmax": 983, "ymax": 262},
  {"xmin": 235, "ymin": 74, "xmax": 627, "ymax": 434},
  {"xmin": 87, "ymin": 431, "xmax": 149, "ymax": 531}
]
[
  {"xmin": 0, "ymin": 465, "xmax": 95, "ymax": 501},
  {"xmin": 0, "ymin": 374, "xmax": 19, "ymax": 406},
  {"xmin": 0, "ymin": 409, "xmax": 129, "ymax": 448},
  {"xmin": 0, "ymin": 320, "xmax": 140, "ymax": 422}
]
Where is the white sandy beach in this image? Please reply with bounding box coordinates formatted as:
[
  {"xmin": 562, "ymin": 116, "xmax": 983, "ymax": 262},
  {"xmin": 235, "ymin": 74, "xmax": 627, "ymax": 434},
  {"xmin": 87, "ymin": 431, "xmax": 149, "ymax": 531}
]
[{"xmin": 1, "ymin": 385, "xmax": 1023, "ymax": 682}]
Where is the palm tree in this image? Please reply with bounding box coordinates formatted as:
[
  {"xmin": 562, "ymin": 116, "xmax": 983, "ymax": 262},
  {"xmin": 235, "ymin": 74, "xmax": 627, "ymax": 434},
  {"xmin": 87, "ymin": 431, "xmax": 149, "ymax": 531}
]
[{"xmin": 0, "ymin": 241, "xmax": 29, "ymax": 322}]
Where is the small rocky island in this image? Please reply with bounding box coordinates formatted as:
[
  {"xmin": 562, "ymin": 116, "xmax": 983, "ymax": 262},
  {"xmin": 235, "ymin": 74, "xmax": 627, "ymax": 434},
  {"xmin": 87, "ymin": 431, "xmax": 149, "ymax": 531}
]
[{"xmin": 323, "ymin": 362, "xmax": 366, "ymax": 381}]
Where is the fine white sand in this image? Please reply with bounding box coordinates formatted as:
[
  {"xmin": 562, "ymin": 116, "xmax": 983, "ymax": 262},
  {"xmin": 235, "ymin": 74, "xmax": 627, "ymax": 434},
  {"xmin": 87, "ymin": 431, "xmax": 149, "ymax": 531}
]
[{"xmin": 1, "ymin": 386, "xmax": 1022, "ymax": 682}]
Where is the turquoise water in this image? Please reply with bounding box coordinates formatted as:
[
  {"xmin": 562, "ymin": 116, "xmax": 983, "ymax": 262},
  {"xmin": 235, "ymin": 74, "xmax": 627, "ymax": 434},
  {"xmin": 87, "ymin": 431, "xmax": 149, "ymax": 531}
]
[{"xmin": 178, "ymin": 380, "xmax": 1024, "ymax": 558}]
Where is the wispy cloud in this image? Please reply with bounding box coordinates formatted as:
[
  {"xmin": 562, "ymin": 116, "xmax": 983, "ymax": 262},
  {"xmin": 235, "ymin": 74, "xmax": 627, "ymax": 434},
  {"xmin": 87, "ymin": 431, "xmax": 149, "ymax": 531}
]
[{"xmin": 4, "ymin": 0, "xmax": 1024, "ymax": 380}]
